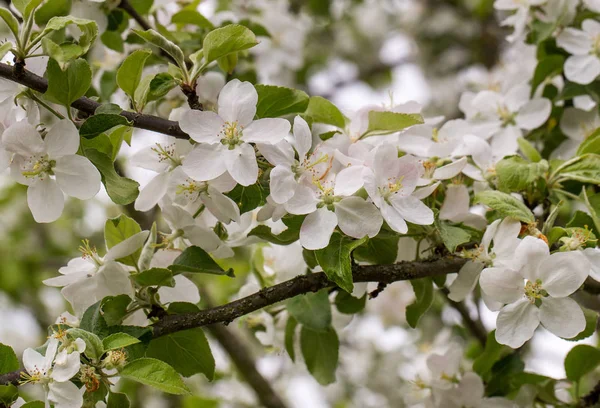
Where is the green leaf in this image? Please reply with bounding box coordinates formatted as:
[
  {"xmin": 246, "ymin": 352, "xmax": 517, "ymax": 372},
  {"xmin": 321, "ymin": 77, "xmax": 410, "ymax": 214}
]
[
  {"xmin": 353, "ymin": 234, "xmax": 399, "ymax": 264},
  {"xmin": 80, "ymin": 114, "xmax": 130, "ymax": 139},
  {"xmin": 255, "ymin": 85, "xmax": 310, "ymax": 118},
  {"xmin": 551, "ymin": 154, "xmax": 600, "ymax": 185},
  {"xmin": 171, "ymin": 9, "xmax": 213, "ymax": 29},
  {"xmin": 80, "ymin": 301, "xmax": 109, "ymax": 338},
  {"xmin": 334, "ymin": 291, "xmax": 366, "ymax": 315},
  {"xmin": 487, "ymin": 353, "xmax": 525, "ymax": 396},
  {"xmin": 120, "ymin": 358, "xmax": 190, "ymax": 395},
  {"xmin": 284, "ymin": 317, "xmax": 297, "ymax": 362},
  {"xmin": 105, "ymin": 214, "xmax": 142, "ymax": 249},
  {"xmin": 148, "ymin": 73, "xmax": 178, "ymax": 102},
  {"xmin": 517, "ymin": 138, "xmax": 542, "ymax": 162},
  {"xmin": 169, "ymin": 246, "xmax": 233, "ymax": 276},
  {"xmin": 0, "ymin": 385, "xmax": 18, "ymax": 406},
  {"xmin": 303, "ymin": 96, "xmax": 346, "ymax": 128},
  {"xmin": 406, "ymin": 278, "xmax": 434, "ymax": 328},
  {"xmin": 45, "ymin": 58, "xmax": 92, "ymax": 106},
  {"xmin": 117, "ymin": 49, "xmax": 152, "ymax": 105},
  {"xmin": 101, "ymin": 295, "xmax": 132, "ymax": 326},
  {"xmin": 531, "ymin": 55, "xmax": 564, "ymax": 93},
  {"xmin": 14, "ymin": 0, "xmax": 43, "ymax": 19},
  {"xmin": 146, "ymin": 329, "xmax": 215, "ymax": 380},
  {"xmin": 132, "ymin": 268, "xmax": 175, "ymax": 287},
  {"xmin": 248, "ymin": 214, "xmax": 304, "ymax": 245},
  {"xmin": 0, "ymin": 42, "xmax": 12, "ymax": 60},
  {"xmin": 102, "ymin": 333, "xmax": 141, "ymax": 351},
  {"xmin": 474, "ymin": 190, "xmax": 534, "ymax": 222},
  {"xmin": 203, "ymin": 24, "xmax": 258, "ymax": 64},
  {"xmin": 107, "ymin": 392, "xmax": 130, "ymax": 408},
  {"xmin": 563, "ymin": 308, "xmax": 598, "ymax": 342},
  {"xmin": 20, "ymin": 402, "xmax": 45, "ymax": 408},
  {"xmin": 473, "ymin": 331, "xmax": 509, "ymax": 380},
  {"xmin": 564, "ymin": 345, "xmax": 600, "ymax": 382},
  {"xmin": 39, "ymin": 16, "xmax": 98, "ymax": 63},
  {"xmin": 133, "ymin": 29, "xmax": 186, "ymax": 69},
  {"xmin": 67, "ymin": 328, "xmax": 104, "ymax": 360},
  {"xmin": 495, "ymin": 156, "xmax": 548, "ymax": 193},
  {"xmin": 364, "ymin": 111, "xmax": 424, "ymax": 137},
  {"xmin": 85, "ymin": 149, "xmax": 139, "ymax": 205},
  {"xmin": 101, "ymin": 30, "xmax": 124, "ymax": 52},
  {"xmin": 0, "ymin": 343, "xmax": 18, "ymax": 374},
  {"xmin": 0, "ymin": 8, "xmax": 19, "ymax": 38},
  {"xmin": 577, "ymin": 129, "xmax": 600, "ymax": 156},
  {"xmin": 226, "ymin": 183, "xmax": 267, "ymax": 214},
  {"xmin": 315, "ymin": 233, "xmax": 368, "ymax": 293},
  {"xmin": 34, "ymin": 0, "xmax": 71, "ymax": 25},
  {"xmin": 436, "ymin": 221, "xmax": 472, "ymax": 253},
  {"xmin": 300, "ymin": 326, "xmax": 339, "ymax": 385},
  {"xmin": 287, "ymin": 289, "xmax": 331, "ymax": 331}
]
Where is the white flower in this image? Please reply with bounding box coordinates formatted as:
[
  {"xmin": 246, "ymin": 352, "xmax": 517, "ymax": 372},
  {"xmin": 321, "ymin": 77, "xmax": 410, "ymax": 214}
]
[
  {"xmin": 479, "ymin": 236, "xmax": 590, "ymax": 347},
  {"xmin": 448, "ymin": 217, "xmax": 521, "ymax": 303},
  {"xmin": 494, "ymin": 0, "xmax": 547, "ymax": 42},
  {"xmin": 180, "ymin": 79, "xmax": 291, "ymax": 186},
  {"xmin": 149, "ymin": 249, "xmax": 201, "ymax": 305},
  {"xmin": 364, "ymin": 147, "xmax": 433, "ymax": 234},
  {"xmin": 552, "ymin": 107, "xmax": 600, "ymax": 159},
  {"xmin": 439, "ymin": 184, "xmax": 487, "ymax": 229},
  {"xmin": 2, "ymin": 120, "xmax": 101, "ymax": 223},
  {"xmin": 22, "ymin": 338, "xmax": 85, "ymax": 408},
  {"xmin": 463, "ymin": 84, "xmax": 551, "ymax": 157},
  {"xmin": 195, "ymin": 71, "xmax": 226, "ymax": 111},
  {"xmin": 396, "ymin": 119, "xmax": 469, "ymax": 159},
  {"xmin": 444, "ymin": 372, "xmax": 517, "ymax": 408},
  {"xmin": 43, "ymin": 231, "xmax": 149, "ymax": 316},
  {"xmin": 556, "ymin": 19, "xmax": 600, "ymax": 85},
  {"xmin": 131, "ymin": 137, "xmax": 193, "ymax": 212},
  {"xmin": 160, "ymin": 203, "xmax": 223, "ymax": 253},
  {"xmin": 584, "ymin": 0, "xmax": 600, "ymax": 12}
]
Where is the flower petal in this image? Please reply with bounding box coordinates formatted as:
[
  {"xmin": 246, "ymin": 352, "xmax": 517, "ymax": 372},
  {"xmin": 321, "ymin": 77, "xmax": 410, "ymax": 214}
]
[
  {"xmin": 334, "ymin": 165, "xmax": 365, "ymax": 196},
  {"xmin": 218, "ymin": 79, "xmax": 257, "ymax": 126},
  {"xmin": 2, "ymin": 121, "xmax": 45, "ymax": 156},
  {"xmin": 183, "ymin": 225, "xmax": 222, "ymax": 252},
  {"xmin": 182, "ymin": 144, "xmax": 227, "ymax": 181},
  {"xmin": 300, "ymin": 207, "xmax": 337, "ymax": 250},
  {"xmin": 285, "ymin": 185, "xmax": 319, "ymax": 215},
  {"xmin": 27, "ymin": 178, "xmax": 64, "ymax": 223},
  {"xmin": 203, "ymin": 186, "xmax": 241, "ymax": 223},
  {"xmin": 565, "ymin": 54, "xmax": 600, "ymax": 85},
  {"xmin": 335, "ymin": 197, "xmax": 383, "ymax": 239},
  {"xmin": 539, "ymin": 251, "xmax": 590, "ymax": 297},
  {"xmin": 105, "ymin": 231, "xmax": 150, "ymax": 261},
  {"xmin": 557, "ymin": 27, "xmax": 592, "ymax": 55},
  {"xmin": 243, "ymin": 118, "xmax": 290, "ymax": 144},
  {"xmin": 270, "ymin": 166, "xmax": 297, "ymax": 204},
  {"xmin": 48, "ymin": 381, "xmax": 84, "ymax": 408},
  {"xmin": 540, "ymin": 296, "xmax": 586, "ymax": 338},
  {"xmin": 479, "ymin": 267, "xmax": 523, "ymax": 304},
  {"xmin": 389, "ymin": 195, "xmax": 434, "ymax": 225},
  {"xmin": 433, "ymin": 157, "xmax": 467, "ymax": 180},
  {"xmin": 45, "ymin": 119, "xmax": 80, "ymax": 157},
  {"xmin": 135, "ymin": 171, "xmax": 170, "ymax": 212},
  {"xmin": 293, "ymin": 116, "xmax": 312, "ymax": 160},
  {"xmin": 224, "ymin": 143, "xmax": 258, "ymax": 186},
  {"xmin": 448, "ymin": 261, "xmax": 484, "ymax": 302},
  {"xmin": 380, "ymin": 201, "xmax": 408, "ymax": 233},
  {"xmin": 54, "ymin": 155, "xmax": 101, "ymax": 200},
  {"xmin": 179, "ymin": 110, "xmax": 224, "ymax": 143},
  {"xmin": 515, "ymin": 99, "xmax": 551, "ymax": 130},
  {"xmin": 51, "ymin": 350, "xmax": 80, "ymax": 382},
  {"xmin": 514, "ymin": 236, "xmax": 549, "ymax": 281},
  {"xmin": 159, "ymin": 275, "xmax": 200, "ymax": 304},
  {"xmin": 495, "ymin": 298, "xmax": 540, "ymax": 348}
]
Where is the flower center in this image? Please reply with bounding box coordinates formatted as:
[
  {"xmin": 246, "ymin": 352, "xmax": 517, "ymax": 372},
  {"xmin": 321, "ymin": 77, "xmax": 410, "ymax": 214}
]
[
  {"xmin": 524, "ymin": 279, "xmax": 547, "ymax": 304},
  {"xmin": 497, "ymin": 105, "xmax": 516, "ymax": 126},
  {"xmin": 21, "ymin": 155, "xmax": 55, "ymax": 179},
  {"xmin": 176, "ymin": 178, "xmax": 208, "ymax": 201},
  {"xmin": 592, "ymin": 35, "xmax": 600, "ymax": 58},
  {"xmin": 21, "ymin": 366, "xmax": 47, "ymax": 384},
  {"xmin": 79, "ymin": 239, "xmax": 103, "ymax": 267},
  {"xmin": 379, "ymin": 176, "xmax": 404, "ymax": 200},
  {"xmin": 151, "ymin": 142, "xmax": 180, "ymax": 168},
  {"xmin": 220, "ymin": 121, "xmax": 243, "ymax": 149}
]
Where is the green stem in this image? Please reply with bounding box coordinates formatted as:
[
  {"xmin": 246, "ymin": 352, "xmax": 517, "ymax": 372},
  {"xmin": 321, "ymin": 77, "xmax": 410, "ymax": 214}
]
[
  {"xmin": 28, "ymin": 93, "xmax": 65, "ymax": 119},
  {"xmin": 192, "ymin": 204, "xmax": 205, "ymax": 219}
]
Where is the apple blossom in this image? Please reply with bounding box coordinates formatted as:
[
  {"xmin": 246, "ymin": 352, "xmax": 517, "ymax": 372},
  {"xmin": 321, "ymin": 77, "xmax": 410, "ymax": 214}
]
[{"xmin": 557, "ymin": 19, "xmax": 600, "ymax": 84}]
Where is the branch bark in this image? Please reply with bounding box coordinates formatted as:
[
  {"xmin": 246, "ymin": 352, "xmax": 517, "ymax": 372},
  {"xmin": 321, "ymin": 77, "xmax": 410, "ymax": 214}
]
[{"xmin": 0, "ymin": 62, "xmax": 189, "ymax": 139}]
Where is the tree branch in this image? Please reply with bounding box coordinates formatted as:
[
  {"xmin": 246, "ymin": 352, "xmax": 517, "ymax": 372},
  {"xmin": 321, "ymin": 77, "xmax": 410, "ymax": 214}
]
[
  {"xmin": 0, "ymin": 62, "xmax": 189, "ymax": 139},
  {"xmin": 152, "ymin": 256, "xmax": 468, "ymax": 337}
]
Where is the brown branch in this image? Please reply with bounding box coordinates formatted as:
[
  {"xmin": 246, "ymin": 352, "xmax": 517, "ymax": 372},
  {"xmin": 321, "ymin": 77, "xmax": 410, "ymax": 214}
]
[
  {"xmin": 578, "ymin": 381, "xmax": 600, "ymax": 407},
  {"xmin": 201, "ymin": 289, "xmax": 288, "ymax": 408},
  {"xmin": 0, "ymin": 62, "xmax": 189, "ymax": 139},
  {"xmin": 118, "ymin": 0, "xmax": 152, "ymax": 31}
]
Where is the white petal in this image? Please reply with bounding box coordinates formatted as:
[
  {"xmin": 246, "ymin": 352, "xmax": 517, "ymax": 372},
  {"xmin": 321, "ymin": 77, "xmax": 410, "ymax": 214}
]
[
  {"xmin": 218, "ymin": 79, "xmax": 257, "ymax": 126},
  {"xmin": 335, "ymin": 197, "xmax": 383, "ymax": 239},
  {"xmin": 54, "ymin": 155, "xmax": 101, "ymax": 200},
  {"xmin": 557, "ymin": 28, "xmax": 592, "ymax": 55},
  {"xmin": 48, "ymin": 381, "xmax": 84, "ymax": 408},
  {"xmin": 574, "ymin": 95, "xmax": 597, "ymax": 111},
  {"xmin": 448, "ymin": 261, "xmax": 484, "ymax": 302},
  {"xmin": 23, "ymin": 348, "xmax": 48, "ymax": 376},
  {"xmin": 540, "ymin": 296, "xmax": 586, "ymax": 338},
  {"xmin": 458, "ymin": 372, "xmax": 485, "ymax": 407},
  {"xmin": 583, "ymin": 248, "xmax": 600, "ymax": 281},
  {"xmin": 412, "ymin": 181, "xmax": 440, "ymax": 199},
  {"xmin": 495, "ymin": 299, "xmax": 540, "ymax": 348},
  {"xmin": 51, "ymin": 351, "xmax": 80, "ymax": 382},
  {"xmin": 105, "ymin": 231, "xmax": 150, "ymax": 261},
  {"xmin": 203, "ymin": 186, "xmax": 240, "ymax": 223},
  {"xmin": 96, "ymin": 262, "xmax": 135, "ymax": 299},
  {"xmin": 380, "ymin": 201, "xmax": 408, "ymax": 233},
  {"xmin": 300, "ymin": 207, "xmax": 337, "ymax": 250},
  {"xmin": 560, "ymin": 107, "xmax": 597, "ymax": 141},
  {"xmin": 159, "ymin": 275, "xmax": 200, "ymax": 304},
  {"xmin": 2, "ymin": 121, "xmax": 45, "ymax": 156},
  {"xmin": 491, "ymin": 217, "xmax": 522, "ymax": 258},
  {"xmin": 515, "ymin": 99, "xmax": 551, "ymax": 130},
  {"xmin": 243, "ymin": 118, "xmax": 290, "ymax": 144},
  {"xmin": 293, "ymin": 116, "xmax": 312, "ymax": 160},
  {"xmin": 196, "ymin": 71, "xmax": 225, "ymax": 104},
  {"xmin": 134, "ymin": 172, "xmax": 170, "ymax": 212},
  {"xmin": 44, "ymin": 119, "xmax": 80, "ymax": 157},
  {"xmin": 490, "ymin": 126, "xmax": 521, "ymax": 158},
  {"xmin": 270, "ymin": 166, "xmax": 297, "ymax": 204},
  {"xmin": 285, "ymin": 185, "xmax": 319, "ymax": 215},
  {"xmin": 27, "ymin": 178, "xmax": 64, "ymax": 223},
  {"xmin": 504, "ymin": 84, "xmax": 531, "ymax": 112},
  {"xmin": 440, "ymin": 184, "xmax": 470, "ymax": 222},
  {"xmin": 539, "ymin": 251, "xmax": 590, "ymax": 297},
  {"xmin": 433, "ymin": 157, "xmax": 467, "ymax": 180},
  {"xmin": 257, "ymin": 141, "xmax": 294, "ymax": 166},
  {"xmin": 225, "ymin": 144, "xmax": 258, "ymax": 186},
  {"xmin": 334, "ymin": 165, "xmax": 365, "ymax": 196},
  {"xmin": 582, "ymin": 19, "xmax": 600, "ymax": 37},
  {"xmin": 179, "ymin": 110, "xmax": 224, "ymax": 144},
  {"xmin": 183, "ymin": 225, "xmax": 222, "ymax": 252},
  {"xmin": 43, "ymin": 270, "xmax": 91, "ymax": 287},
  {"xmin": 494, "ymin": 0, "xmax": 520, "ymax": 10},
  {"xmin": 479, "ymin": 267, "xmax": 524, "ymax": 304},
  {"xmin": 130, "ymin": 145, "xmax": 170, "ymax": 172},
  {"xmin": 565, "ymin": 55, "xmax": 600, "ymax": 85},
  {"xmin": 389, "ymin": 195, "xmax": 434, "ymax": 225},
  {"xmin": 182, "ymin": 144, "xmax": 228, "ymax": 181},
  {"xmin": 514, "ymin": 236, "xmax": 549, "ymax": 281}
]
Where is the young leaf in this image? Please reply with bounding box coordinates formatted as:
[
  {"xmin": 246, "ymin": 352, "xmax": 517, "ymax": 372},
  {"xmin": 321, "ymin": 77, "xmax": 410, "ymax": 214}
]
[
  {"xmin": 300, "ymin": 326, "xmax": 339, "ymax": 385},
  {"xmin": 551, "ymin": 154, "xmax": 600, "ymax": 185},
  {"xmin": 363, "ymin": 111, "xmax": 424, "ymax": 137},
  {"xmin": 495, "ymin": 156, "xmax": 548, "ymax": 193},
  {"xmin": 405, "ymin": 277, "xmax": 434, "ymax": 328},
  {"xmin": 67, "ymin": 328, "xmax": 104, "ymax": 360},
  {"xmin": 255, "ymin": 85, "xmax": 309, "ymax": 118},
  {"xmin": 146, "ymin": 328, "xmax": 215, "ymax": 380},
  {"xmin": 80, "ymin": 114, "xmax": 131, "ymax": 139},
  {"xmin": 133, "ymin": 29, "xmax": 186, "ymax": 70},
  {"xmin": 0, "ymin": 343, "xmax": 18, "ymax": 374},
  {"xmin": 39, "ymin": 16, "xmax": 98, "ymax": 63},
  {"xmin": 315, "ymin": 233, "xmax": 368, "ymax": 293},
  {"xmin": 436, "ymin": 221, "xmax": 472, "ymax": 253},
  {"xmin": 473, "ymin": 331, "xmax": 509, "ymax": 380},
  {"xmin": 168, "ymin": 246, "xmax": 233, "ymax": 276},
  {"xmin": 131, "ymin": 268, "xmax": 175, "ymax": 287},
  {"xmin": 577, "ymin": 128, "xmax": 600, "ymax": 156},
  {"xmin": 474, "ymin": 191, "xmax": 534, "ymax": 222},
  {"xmin": 34, "ymin": 0, "xmax": 71, "ymax": 26},
  {"xmin": 0, "ymin": 8, "xmax": 19, "ymax": 38},
  {"xmin": 248, "ymin": 214, "xmax": 305, "ymax": 245},
  {"xmin": 353, "ymin": 234, "xmax": 399, "ymax": 264},
  {"xmin": 531, "ymin": 55, "xmax": 564, "ymax": 93},
  {"xmin": 303, "ymin": 96, "xmax": 346, "ymax": 128},
  {"xmin": 102, "ymin": 333, "xmax": 141, "ymax": 351},
  {"xmin": 202, "ymin": 24, "xmax": 258, "ymax": 65},
  {"xmin": 45, "ymin": 58, "xmax": 92, "ymax": 107},
  {"xmin": 287, "ymin": 289, "xmax": 331, "ymax": 331},
  {"xmin": 116, "ymin": 49, "xmax": 152, "ymax": 105},
  {"xmin": 107, "ymin": 392, "xmax": 130, "ymax": 408},
  {"xmin": 105, "ymin": 214, "xmax": 142, "ymax": 249},
  {"xmin": 85, "ymin": 149, "xmax": 140, "ymax": 205},
  {"xmin": 564, "ymin": 345, "xmax": 600, "ymax": 382},
  {"xmin": 120, "ymin": 358, "xmax": 191, "ymax": 395},
  {"xmin": 334, "ymin": 291, "xmax": 366, "ymax": 314},
  {"xmin": 285, "ymin": 317, "xmax": 297, "ymax": 361}
]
